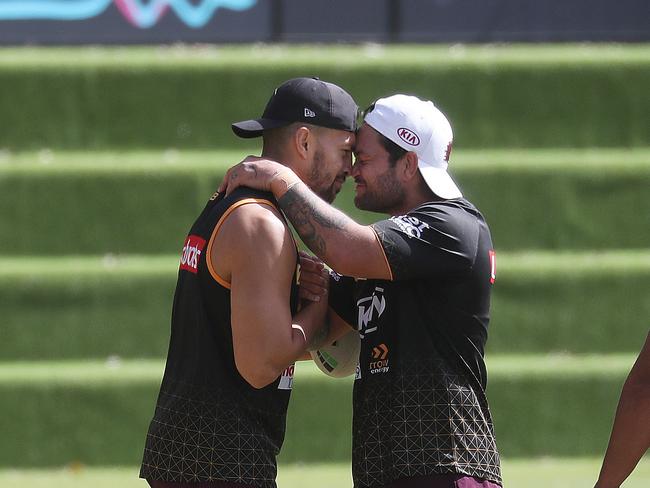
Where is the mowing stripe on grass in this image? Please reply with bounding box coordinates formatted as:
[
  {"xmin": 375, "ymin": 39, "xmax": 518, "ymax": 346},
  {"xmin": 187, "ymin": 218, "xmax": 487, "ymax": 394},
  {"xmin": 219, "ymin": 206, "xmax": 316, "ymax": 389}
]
[
  {"xmin": 2, "ymin": 250, "xmax": 650, "ymax": 278},
  {"xmin": 0, "ymin": 355, "xmax": 636, "ymax": 386},
  {"xmin": 1, "ymin": 148, "xmax": 649, "ymax": 174},
  {"xmin": 1, "ymin": 44, "xmax": 649, "ymax": 68},
  {"xmin": 0, "ymin": 459, "xmax": 648, "ymax": 488}
]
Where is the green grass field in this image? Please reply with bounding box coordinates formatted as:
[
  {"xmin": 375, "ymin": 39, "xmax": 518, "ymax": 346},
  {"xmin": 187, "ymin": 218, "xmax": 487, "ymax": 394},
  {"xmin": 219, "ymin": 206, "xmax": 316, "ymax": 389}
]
[
  {"xmin": 3, "ymin": 44, "xmax": 648, "ymax": 485},
  {"xmin": 1, "ymin": 458, "xmax": 649, "ymax": 488},
  {"xmin": 2, "ymin": 43, "xmax": 648, "ymax": 487}
]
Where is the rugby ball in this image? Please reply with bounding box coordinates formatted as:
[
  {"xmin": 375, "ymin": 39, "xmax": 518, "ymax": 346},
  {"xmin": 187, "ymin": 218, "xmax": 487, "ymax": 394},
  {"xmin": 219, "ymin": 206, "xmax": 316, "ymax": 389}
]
[{"xmin": 310, "ymin": 329, "xmax": 361, "ymax": 378}]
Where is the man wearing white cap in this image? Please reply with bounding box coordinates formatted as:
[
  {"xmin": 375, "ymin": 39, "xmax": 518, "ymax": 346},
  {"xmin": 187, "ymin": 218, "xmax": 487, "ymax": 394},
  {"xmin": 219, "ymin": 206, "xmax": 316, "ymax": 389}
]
[{"xmin": 220, "ymin": 94, "xmax": 503, "ymax": 488}]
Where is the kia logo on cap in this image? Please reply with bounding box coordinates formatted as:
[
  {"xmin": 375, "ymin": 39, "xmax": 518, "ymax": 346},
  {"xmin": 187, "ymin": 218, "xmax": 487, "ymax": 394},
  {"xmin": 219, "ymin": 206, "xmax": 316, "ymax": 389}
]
[{"xmin": 397, "ymin": 127, "xmax": 420, "ymax": 146}]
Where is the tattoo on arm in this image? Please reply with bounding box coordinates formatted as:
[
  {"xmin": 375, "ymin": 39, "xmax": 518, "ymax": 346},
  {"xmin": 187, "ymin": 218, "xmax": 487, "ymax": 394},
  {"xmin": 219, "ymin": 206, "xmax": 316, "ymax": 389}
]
[{"xmin": 279, "ymin": 184, "xmax": 350, "ymax": 258}]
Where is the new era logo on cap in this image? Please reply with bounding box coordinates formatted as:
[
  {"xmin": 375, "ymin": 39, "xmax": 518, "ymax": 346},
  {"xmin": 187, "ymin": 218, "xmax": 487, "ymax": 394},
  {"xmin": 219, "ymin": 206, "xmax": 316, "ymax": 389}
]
[{"xmin": 304, "ymin": 108, "xmax": 316, "ymax": 117}]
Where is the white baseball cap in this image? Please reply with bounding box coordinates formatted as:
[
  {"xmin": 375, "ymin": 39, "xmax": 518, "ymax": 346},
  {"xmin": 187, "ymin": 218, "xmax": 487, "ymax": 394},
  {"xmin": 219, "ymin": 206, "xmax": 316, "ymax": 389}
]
[{"xmin": 364, "ymin": 94, "xmax": 462, "ymax": 199}]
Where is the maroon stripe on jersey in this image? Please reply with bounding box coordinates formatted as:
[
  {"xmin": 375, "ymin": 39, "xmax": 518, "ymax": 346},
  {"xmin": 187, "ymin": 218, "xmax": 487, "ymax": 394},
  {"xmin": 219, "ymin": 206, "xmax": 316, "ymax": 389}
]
[
  {"xmin": 148, "ymin": 480, "xmax": 257, "ymax": 488},
  {"xmin": 380, "ymin": 473, "xmax": 502, "ymax": 488}
]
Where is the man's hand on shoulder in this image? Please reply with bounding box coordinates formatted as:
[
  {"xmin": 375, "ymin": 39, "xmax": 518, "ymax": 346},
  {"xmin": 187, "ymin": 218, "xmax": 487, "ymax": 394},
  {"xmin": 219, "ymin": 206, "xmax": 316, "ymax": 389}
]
[{"xmin": 218, "ymin": 156, "xmax": 300, "ymax": 199}]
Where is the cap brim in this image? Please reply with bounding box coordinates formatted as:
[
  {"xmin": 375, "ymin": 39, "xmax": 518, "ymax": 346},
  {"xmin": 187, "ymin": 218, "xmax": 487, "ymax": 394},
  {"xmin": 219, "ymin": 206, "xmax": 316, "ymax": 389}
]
[
  {"xmin": 231, "ymin": 118, "xmax": 289, "ymax": 139},
  {"xmin": 419, "ymin": 165, "xmax": 463, "ymax": 199}
]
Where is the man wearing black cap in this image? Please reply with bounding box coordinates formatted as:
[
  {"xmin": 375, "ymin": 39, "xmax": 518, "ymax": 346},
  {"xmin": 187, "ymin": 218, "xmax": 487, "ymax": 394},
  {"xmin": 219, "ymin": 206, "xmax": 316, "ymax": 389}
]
[
  {"xmin": 219, "ymin": 94, "xmax": 502, "ymax": 488},
  {"xmin": 139, "ymin": 77, "xmax": 358, "ymax": 488}
]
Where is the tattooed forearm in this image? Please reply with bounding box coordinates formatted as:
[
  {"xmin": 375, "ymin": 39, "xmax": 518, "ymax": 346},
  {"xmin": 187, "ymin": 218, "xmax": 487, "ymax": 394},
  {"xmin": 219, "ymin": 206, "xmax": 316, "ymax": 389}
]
[{"xmin": 279, "ymin": 183, "xmax": 351, "ymax": 259}]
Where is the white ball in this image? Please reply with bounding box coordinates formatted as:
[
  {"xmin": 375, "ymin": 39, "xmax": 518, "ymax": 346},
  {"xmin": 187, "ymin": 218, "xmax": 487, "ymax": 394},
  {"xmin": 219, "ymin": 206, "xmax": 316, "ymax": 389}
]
[{"xmin": 310, "ymin": 328, "xmax": 361, "ymax": 378}]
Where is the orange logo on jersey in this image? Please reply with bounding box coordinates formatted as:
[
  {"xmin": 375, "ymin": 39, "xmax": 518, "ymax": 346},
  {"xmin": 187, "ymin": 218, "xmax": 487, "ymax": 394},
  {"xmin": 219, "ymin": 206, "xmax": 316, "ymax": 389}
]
[
  {"xmin": 372, "ymin": 343, "xmax": 388, "ymax": 360},
  {"xmin": 369, "ymin": 343, "xmax": 389, "ymax": 374}
]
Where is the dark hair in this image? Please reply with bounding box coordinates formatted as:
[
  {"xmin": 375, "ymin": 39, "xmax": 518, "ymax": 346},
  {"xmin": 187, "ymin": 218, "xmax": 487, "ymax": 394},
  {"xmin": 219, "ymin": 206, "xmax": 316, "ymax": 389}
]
[
  {"xmin": 378, "ymin": 132, "xmax": 408, "ymax": 167},
  {"xmin": 362, "ymin": 101, "xmax": 407, "ymax": 167}
]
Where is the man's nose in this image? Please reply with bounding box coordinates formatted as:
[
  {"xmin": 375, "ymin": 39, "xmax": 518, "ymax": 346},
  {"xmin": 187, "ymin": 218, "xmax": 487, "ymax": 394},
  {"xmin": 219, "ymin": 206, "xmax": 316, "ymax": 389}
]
[
  {"xmin": 343, "ymin": 158, "xmax": 353, "ymax": 176},
  {"xmin": 350, "ymin": 161, "xmax": 360, "ymax": 178}
]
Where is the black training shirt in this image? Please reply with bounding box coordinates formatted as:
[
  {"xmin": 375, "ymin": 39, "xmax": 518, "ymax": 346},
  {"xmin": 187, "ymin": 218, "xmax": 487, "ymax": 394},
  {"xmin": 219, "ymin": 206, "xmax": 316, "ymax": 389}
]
[
  {"xmin": 329, "ymin": 198, "xmax": 502, "ymax": 487},
  {"xmin": 140, "ymin": 187, "xmax": 299, "ymax": 487}
]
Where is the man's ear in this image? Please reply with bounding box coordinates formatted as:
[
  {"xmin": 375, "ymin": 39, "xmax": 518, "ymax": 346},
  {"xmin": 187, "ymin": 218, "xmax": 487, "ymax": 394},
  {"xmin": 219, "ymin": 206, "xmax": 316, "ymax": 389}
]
[
  {"xmin": 401, "ymin": 152, "xmax": 420, "ymax": 182},
  {"xmin": 293, "ymin": 126, "xmax": 312, "ymax": 158}
]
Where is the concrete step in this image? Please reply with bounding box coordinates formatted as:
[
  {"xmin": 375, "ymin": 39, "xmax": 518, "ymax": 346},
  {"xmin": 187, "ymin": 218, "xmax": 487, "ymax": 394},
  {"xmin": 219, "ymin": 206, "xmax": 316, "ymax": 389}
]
[
  {"xmin": 1, "ymin": 45, "xmax": 648, "ymax": 150},
  {"xmin": 1, "ymin": 251, "xmax": 648, "ymax": 359},
  {"xmin": 2, "ymin": 148, "xmax": 649, "ymax": 253},
  {"xmin": 0, "ymin": 355, "xmax": 636, "ymax": 466}
]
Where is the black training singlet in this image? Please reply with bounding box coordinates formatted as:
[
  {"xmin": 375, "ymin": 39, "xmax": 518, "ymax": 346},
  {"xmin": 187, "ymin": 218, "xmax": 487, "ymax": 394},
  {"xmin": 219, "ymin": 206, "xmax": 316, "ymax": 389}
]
[
  {"xmin": 329, "ymin": 199, "xmax": 502, "ymax": 488},
  {"xmin": 140, "ymin": 187, "xmax": 299, "ymax": 487}
]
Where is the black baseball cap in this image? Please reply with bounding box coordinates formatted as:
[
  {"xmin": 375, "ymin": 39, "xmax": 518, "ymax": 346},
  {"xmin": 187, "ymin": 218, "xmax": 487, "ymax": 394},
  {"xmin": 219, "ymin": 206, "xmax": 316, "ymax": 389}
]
[{"xmin": 232, "ymin": 77, "xmax": 358, "ymax": 138}]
